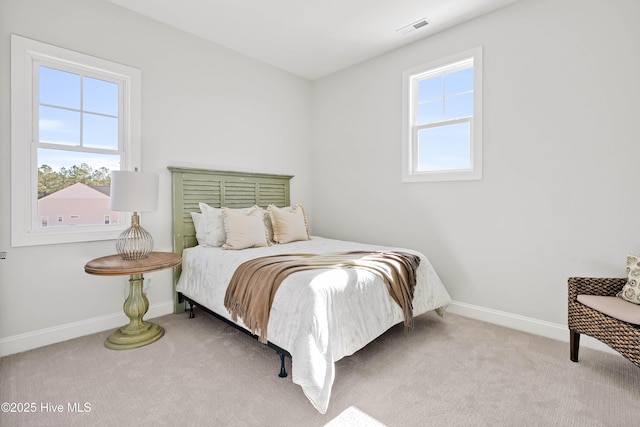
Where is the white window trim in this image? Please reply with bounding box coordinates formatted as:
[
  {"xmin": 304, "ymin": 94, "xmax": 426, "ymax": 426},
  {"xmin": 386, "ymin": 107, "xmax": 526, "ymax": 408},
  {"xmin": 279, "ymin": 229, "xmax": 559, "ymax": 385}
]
[
  {"xmin": 402, "ymin": 46, "xmax": 483, "ymax": 183},
  {"xmin": 11, "ymin": 35, "xmax": 141, "ymax": 247}
]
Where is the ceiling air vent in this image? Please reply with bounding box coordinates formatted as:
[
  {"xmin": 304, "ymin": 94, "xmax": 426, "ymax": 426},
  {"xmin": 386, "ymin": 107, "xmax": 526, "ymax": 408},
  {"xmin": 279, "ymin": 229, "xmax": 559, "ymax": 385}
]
[{"xmin": 396, "ymin": 18, "xmax": 429, "ymax": 35}]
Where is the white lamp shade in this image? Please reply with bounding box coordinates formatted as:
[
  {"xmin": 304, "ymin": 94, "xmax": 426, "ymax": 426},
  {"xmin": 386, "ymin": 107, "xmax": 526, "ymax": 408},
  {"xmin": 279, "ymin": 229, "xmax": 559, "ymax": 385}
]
[{"xmin": 110, "ymin": 170, "xmax": 159, "ymax": 212}]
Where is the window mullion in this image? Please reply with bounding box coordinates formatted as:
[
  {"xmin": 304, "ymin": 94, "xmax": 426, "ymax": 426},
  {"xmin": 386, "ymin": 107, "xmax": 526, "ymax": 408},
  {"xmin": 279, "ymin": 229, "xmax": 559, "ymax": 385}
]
[
  {"xmin": 79, "ymin": 75, "xmax": 84, "ymax": 148},
  {"xmin": 441, "ymin": 72, "xmax": 446, "ymax": 119},
  {"xmin": 34, "ymin": 141, "xmax": 122, "ymax": 157},
  {"xmin": 415, "ymin": 117, "xmax": 471, "ymax": 132}
]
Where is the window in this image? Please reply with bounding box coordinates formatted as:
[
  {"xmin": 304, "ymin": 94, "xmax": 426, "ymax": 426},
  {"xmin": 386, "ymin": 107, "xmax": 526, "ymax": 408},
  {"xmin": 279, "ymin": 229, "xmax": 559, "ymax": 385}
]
[
  {"xmin": 11, "ymin": 35, "xmax": 141, "ymax": 246},
  {"xmin": 402, "ymin": 47, "xmax": 482, "ymax": 182}
]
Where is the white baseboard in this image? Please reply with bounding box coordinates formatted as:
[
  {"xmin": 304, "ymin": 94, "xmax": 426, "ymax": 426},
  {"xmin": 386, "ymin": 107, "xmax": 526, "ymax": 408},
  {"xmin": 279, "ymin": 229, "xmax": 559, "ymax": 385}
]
[
  {"xmin": 447, "ymin": 300, "xmax": 619, "ymax": 356},
  {"xmin": 0, "ymin": 301, "xmax": 174, "ymax": 357},
  {"xmin": 0, "ymin": 299, "xmax": 619, "ymax": 358}
]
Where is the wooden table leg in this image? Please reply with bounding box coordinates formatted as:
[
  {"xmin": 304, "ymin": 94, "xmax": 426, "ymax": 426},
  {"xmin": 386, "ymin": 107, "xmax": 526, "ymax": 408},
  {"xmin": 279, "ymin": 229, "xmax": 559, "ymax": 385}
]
[{"xmin": 105, "ymin": 273, "xmax": 164, "ymax": 350}]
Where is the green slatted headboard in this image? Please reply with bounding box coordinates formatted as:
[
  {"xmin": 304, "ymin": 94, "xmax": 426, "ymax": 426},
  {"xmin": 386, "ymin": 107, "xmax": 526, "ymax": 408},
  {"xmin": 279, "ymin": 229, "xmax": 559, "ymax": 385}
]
[{"xmin": 168, "ymin": 166, "xmax": 293, "ymax": 313}]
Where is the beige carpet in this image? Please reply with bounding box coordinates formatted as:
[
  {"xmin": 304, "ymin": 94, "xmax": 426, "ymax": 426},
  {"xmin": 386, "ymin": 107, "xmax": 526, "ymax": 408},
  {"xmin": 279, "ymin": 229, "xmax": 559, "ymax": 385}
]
[{"xmin": 1, "ymin": 310, "xmax": 638, "ymax": 426}]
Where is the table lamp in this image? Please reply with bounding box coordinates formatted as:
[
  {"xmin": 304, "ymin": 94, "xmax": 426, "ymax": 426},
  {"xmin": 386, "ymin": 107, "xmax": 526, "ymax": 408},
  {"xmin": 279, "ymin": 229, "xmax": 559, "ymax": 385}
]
[{"xmin": 110, "ymin": 170, "xmax": 159, "ymax": 260}]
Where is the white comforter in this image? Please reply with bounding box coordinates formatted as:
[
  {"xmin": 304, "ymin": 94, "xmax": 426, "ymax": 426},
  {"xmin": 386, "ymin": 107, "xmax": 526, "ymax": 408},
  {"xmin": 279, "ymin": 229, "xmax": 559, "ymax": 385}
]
[{"xmin": 176, "ymin": 236, "xmax": 451, "ymax": 413}]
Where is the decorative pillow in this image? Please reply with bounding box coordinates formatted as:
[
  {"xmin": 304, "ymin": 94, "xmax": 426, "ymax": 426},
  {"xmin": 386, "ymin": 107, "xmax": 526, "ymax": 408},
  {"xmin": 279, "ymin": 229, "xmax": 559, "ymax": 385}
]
[
  {"xmin": 618, "ymin": 254, "xmax": 640, "ymax": 304},
  {"xmin": 267, "ymin": 204, "xmax": 310, "ymax": 244},
  {"xmin": 198, "ymin": 203, "xmax": 226, "ymax": 247},
  {"xmin": 190, "ymin": 211, "xmax": 205, "ymax": 245},
  {"xmin": 221, "ymin": 207, "xmax": 269, "ymax": 250},
  {"xmin": 256, "ymin": 206, "xmax": 275, "ymax": 243},
  {"xmin": 199, "ymin": 203, "xmax": 257, "ymax": 247}
]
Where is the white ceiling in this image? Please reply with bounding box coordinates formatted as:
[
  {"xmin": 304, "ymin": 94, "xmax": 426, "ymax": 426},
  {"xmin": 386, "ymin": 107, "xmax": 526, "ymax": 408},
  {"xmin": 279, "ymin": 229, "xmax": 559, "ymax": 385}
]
[{"xmin": 108, "ymin": 0, "xmax": 520, "ymax": 80}]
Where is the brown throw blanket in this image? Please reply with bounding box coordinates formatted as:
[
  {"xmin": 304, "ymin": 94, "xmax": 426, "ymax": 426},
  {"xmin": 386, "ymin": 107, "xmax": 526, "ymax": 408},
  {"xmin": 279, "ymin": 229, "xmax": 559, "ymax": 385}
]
[{"xmin": 224, "ymin": 251, "xmax": 421, "ymax": 343}]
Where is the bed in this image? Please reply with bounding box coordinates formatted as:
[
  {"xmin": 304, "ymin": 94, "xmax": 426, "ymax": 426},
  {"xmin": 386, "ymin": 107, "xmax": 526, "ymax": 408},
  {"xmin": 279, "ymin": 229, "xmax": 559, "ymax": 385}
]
[{"xmin": 169, "ymin": 167, "xmax": 452, "ymax": 414}]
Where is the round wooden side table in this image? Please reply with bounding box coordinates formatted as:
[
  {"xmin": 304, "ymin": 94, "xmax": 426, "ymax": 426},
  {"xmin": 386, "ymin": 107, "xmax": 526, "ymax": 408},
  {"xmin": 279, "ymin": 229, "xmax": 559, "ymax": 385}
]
[{"xmin": 85, "ymin": 252, "xmax": 182, "ymax": 350}]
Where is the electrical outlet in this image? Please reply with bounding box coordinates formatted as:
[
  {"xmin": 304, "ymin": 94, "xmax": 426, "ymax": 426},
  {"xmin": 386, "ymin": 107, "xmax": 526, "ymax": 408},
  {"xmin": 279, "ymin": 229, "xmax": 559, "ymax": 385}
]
[{"xmin": 0, "ymin": 252, "xmax": 6, "ymax": 260}]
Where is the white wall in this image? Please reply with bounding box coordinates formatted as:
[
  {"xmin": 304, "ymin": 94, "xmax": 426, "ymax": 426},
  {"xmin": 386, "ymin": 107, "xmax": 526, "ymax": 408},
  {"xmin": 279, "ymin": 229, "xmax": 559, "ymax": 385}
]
[
  {"xmin": 0, "ymin": 0, "xmax": 312, "ymax": 355},
  {"xmin": 311, "ymin": 0, "xmax": 640, "ymax": 331}
]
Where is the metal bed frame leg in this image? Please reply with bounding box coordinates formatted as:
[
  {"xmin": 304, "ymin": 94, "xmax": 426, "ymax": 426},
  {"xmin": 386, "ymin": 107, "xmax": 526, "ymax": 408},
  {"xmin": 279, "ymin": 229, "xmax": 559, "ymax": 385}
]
[
  {"xmin": 188, "ymin": 301, "xmax": 195, "ymax": 319},
  {"xmin": 278, "ymin": 352, "xmax": 288, "ymax": 378}
]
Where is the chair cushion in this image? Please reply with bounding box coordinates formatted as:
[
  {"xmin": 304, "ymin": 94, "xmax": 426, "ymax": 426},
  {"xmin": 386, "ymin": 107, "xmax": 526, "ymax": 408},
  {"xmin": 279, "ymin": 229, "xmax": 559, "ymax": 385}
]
[{"xmin": 577, "ymin": 295, "xmax": 640, "ymax": 325}]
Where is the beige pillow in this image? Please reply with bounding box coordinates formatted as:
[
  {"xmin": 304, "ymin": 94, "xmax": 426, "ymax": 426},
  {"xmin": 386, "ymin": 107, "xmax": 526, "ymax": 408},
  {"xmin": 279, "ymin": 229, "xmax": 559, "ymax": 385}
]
[
  {"xmin": 618, "ymin": 254, "xmax": 640, "ymax": 304},
  {"xmin": 221, "ymin": 207, "xmax": 269, "ymax": 250},
  {"xmin": 199, "ymin": 203, "xmax": 257, "ymax": 247},
  {"xmin": 268, "ymin": 204, "xmax": 310, "ymax": 244},
  {"xmin": 254, "ymin": 206, "xmax": 274, "ymax": 243}
]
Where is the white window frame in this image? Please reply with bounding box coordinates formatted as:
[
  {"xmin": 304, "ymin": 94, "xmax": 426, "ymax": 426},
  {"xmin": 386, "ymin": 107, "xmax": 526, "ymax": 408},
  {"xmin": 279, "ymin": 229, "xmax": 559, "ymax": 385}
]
[
  {"xmin": 11, "ymin": 35, "xmax": 141, "ymax": 247},
  {"xmin": 402, "ymin": 46, "xmax": 483, "ymax": 182}
]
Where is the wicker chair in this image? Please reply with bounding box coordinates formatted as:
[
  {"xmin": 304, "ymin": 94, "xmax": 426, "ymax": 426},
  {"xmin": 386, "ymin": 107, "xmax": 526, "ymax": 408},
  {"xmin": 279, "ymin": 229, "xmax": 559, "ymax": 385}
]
[{"xmin": 568, "ymin": 277, "xmax": 640, "ymax": 368}]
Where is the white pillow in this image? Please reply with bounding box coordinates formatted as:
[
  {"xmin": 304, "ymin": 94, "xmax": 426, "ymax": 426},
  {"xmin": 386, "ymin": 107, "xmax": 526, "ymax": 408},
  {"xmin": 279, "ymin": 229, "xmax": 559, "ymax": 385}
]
[
  {"xmin": 221, "ymin": 207, "xmax": 269, "ymax": 250},
  {"xmin": 268, "ymin": 204, "xmax": 310, "ymax": 244},
  {"xmin": 198, "ymin": 203, "xmax": 226, "ymax": 247},
  {"xmin": 190, "ymin": 211, "xmax": 205, "ymax": 245}
]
